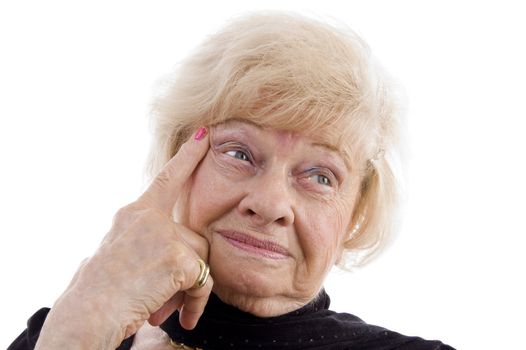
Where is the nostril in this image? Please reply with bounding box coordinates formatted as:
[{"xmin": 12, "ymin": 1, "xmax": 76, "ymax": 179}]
[
  {"xmin": 238, "ymin": 194, "xmax": 294, "ymax": 226},
  {"xmin": 276, "ymin": 215, "xmax": 291, "ymax": 227}
]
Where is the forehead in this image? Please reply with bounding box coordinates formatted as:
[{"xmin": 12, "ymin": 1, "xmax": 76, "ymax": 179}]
[{"xmin": 214, "ymin": 119, "xmax": 331, "ymax": 146}]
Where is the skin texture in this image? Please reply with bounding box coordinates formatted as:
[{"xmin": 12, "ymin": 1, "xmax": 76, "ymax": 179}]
[
  {"xmin": 34, "ymin": 122, "xmax": 361, "ymax": 349},
  {"xmin": 35, "ymin": 131, "xmax": 213, "ymax": 350},
  {"xmin": 179, "ymin": 120, "xmax": 361, "ymax": 317}
]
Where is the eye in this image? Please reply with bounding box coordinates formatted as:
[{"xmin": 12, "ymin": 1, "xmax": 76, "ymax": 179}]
[
  {"xmin": 225, "ymin": 150, "xmax": 250, "ymax": 162},
  {"xmin": 313, "ymin": 174, "xmax": 331, "ymax": 186},
  {"xmin": 303, "ymin": 167, "xmax": 337, "ymax": 189}
]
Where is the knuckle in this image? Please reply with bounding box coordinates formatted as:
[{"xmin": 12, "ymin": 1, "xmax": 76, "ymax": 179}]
[
  {"xmin": 113, "ymin": 205, "xmax": 135, "ymax": 226},
  {"xmin": 165, "ymin": 241, "xmax": 186, "ymax": 263},
  {"xmin": 163, "ymin": 241, "xmax": 195, "ymax": 287},
  {"xmin": 153, "ymin": 169, "xmax": 172, "ymax": 190},
  {"xmin": 171, "ymin": 268, "xmax": 185, "ymax": 289},
  {"xmin": 79, "ymin": 257, "xmax": 90, "ymax": 268}
]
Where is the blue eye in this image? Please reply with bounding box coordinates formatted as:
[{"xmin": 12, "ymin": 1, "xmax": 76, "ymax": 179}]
[
  {"xmin": 314, "ymin": 174, "xmax": 331, "ymax": 186},
  {"xmin": 225, "ymin": 150, "xmax": 250, "ymax": 161},
  {"xmin": 304, "ymin": 167, "xmax": 336, "ymax": 188}
]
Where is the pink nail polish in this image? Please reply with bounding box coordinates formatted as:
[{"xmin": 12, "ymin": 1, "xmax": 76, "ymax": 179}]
[{"xmin": 194, "ymin": 127, "xmax": 207, "ymax": 141}]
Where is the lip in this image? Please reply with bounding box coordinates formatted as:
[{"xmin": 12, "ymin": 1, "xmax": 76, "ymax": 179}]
[{"xmin": 216, "ymin": 230, "xmax": 290, "ymax": 260}]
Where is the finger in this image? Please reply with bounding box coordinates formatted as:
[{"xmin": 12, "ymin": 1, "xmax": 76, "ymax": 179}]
[
  {"xmin": 139, "ymin": 127, "xmax": 209, "ymax": 214},
  {"xmin": 149, "ymin": 245, "xmax": 210, "ymax": 326},
  {"xmin": 176, "ymin": 223, "xmax": 209, "ymax": 260},
  {"xmin": 179, "ymin": 275, "xmax": 214, "ymax": 330},
  {"xmin": 148, "ymin": 292, "xmax": 184, "ymax": 326},
  {"xmin": 148, "ymin": 260, "xmax": 213, "ymax": 327}
]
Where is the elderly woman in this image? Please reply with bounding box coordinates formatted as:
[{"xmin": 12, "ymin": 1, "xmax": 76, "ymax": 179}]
[{"xmin": 9, "ymin": 12, "xmax": 454, "ymax": 350}]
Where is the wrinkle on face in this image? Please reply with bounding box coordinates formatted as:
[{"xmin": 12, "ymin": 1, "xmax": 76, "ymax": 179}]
[{"xmin": 179, "ymin": 119, "xmax": 362, "ymax": 316}]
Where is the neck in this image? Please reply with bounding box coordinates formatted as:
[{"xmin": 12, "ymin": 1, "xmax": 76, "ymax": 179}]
[
  {"xmin": 159, "ymin": 289, "xmax": 333, "ymax": 350},
  {"xmin": 212, "ymin": 285, "xmax": 321, "ymax": 317}
]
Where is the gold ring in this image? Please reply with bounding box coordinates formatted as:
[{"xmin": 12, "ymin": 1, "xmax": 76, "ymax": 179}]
[{"xmin": 193, "ymin": 258, "xmax": 210, "ymax": 289}]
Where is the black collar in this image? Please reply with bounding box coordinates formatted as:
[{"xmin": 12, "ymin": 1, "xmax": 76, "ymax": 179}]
[
  {"xmin": 160, "ymin": 290, "xmax": 339, "ymax": 349},
  {"xmin": 159, "ymin": 290, "xmax": 452, "ymax": 350}
]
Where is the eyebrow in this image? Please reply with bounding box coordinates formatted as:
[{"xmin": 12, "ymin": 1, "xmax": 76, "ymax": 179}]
[
  {"xmin": 311, "ymin": 142, "xmax": 353, "ymax": 171},
  {"xmin": 311, "ymin": 141, "xmax": 339, "ymax": 153},
  {"xmin": 214, "ymin": 119, "xmax": 353, "ymax": 170},
  {"xmin": 215, "ymin": 118, "xmax": 260, "ymax": 130}
]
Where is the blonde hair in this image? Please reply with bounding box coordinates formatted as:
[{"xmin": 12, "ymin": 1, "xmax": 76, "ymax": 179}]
[{"xmin": 146, "ymin": 11, "xmax": 404, "ymax": 267}]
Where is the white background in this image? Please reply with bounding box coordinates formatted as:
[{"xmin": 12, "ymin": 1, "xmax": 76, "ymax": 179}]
[{"xmin": 1, "ymin": 1, "xmax": 525, "ymax": 349}]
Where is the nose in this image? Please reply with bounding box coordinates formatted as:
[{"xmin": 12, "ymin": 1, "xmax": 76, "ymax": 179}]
[{"xmin": 237, "ymin": 169, "xmax": 295, "ymax": 227}]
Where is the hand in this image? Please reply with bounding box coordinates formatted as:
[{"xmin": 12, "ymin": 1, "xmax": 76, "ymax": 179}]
[{"xmin": 36, "ymin": 128, "xmax": 212, "ymax": 350}]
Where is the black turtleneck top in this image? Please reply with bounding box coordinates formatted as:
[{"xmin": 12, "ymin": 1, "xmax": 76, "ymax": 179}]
[{"xmin": 8, "ymin": 290, "xmax": 455, "ymax": 350}]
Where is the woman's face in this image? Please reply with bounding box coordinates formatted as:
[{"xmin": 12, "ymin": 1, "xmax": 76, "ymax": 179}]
[{"xmin": 180, "ymin": 120, "xmax": 361, "ymax": 316}]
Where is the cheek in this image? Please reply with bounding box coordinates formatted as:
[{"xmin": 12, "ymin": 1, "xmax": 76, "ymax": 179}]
[
  {"xmin": 185, "ymin": 152, "xmax": 242, "ymax": 233},
  {"xmin": 298, "ymin": 199, "xmax": 352, "ymax": 263}
]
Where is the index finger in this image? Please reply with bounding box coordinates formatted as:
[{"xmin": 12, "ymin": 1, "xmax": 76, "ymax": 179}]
[{"xmin": 139, "ymin": 127, "xmax": 209, "ymax": 214}]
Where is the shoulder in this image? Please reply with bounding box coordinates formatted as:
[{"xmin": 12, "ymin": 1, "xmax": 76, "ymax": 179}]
[
  {"xmin": 8, "ymin": 308, "xmax": 51, "ymax": 350},
  {"xmin": 8, "ymin": 307, "xmax": 138, "ymax": 350},
  {"xmin": 321, "ymin": 309, "xmax": 455, "ymax": 349}
]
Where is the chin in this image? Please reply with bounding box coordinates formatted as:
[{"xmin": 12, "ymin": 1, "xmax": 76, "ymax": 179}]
[
  {"xmin": 209, "ymin": 251, "xmax": 289, "ymax": 298},
  {"xmin": 212, "ymin": 280, "xmax": 305, "ymax": 317},
  {"xmin": 208, "ymin": 248, "xmax": 302, "ymax": 316}
]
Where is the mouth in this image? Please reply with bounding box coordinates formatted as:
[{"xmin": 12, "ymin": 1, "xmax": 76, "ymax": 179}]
[{"xmin": 216, "ymin": 230, "xmax": 290, "ymax": 260}]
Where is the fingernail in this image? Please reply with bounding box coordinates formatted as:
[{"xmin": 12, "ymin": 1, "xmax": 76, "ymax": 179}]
[{"xmin": 194, "ymin": 127, "xmax": 207, "ymax": 141}]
